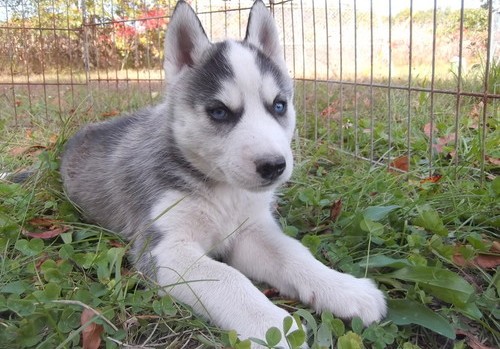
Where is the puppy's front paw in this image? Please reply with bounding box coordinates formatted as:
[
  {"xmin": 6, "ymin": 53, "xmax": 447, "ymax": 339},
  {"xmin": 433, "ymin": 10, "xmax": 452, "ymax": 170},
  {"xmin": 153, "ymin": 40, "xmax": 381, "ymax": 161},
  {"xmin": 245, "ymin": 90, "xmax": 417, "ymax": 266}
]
[
  {"xmin": 344, "ymin": 277, "xmax": 387, "ymax": 326},
  {"xmin": 306, "ymin": 272, "xmax": 386, "ymax": 326}
]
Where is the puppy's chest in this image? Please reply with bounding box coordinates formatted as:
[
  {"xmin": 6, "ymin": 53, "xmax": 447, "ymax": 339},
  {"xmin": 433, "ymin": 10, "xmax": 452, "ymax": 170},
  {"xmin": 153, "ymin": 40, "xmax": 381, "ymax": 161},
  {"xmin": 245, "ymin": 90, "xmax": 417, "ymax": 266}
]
[
  {"xmin": 198, "ymin": 189, "xmax": 270, "ymax": 250},
  {"xmin": 152, "ymin": 188, "xmax": 272, "ymax": 254}
]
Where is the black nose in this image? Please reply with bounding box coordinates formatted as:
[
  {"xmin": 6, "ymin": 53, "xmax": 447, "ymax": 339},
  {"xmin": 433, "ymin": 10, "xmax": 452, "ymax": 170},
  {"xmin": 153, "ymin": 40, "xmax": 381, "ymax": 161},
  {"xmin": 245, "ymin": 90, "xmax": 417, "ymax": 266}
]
[{"xmin": 255, "ymin": 156, "xmax": 286, "ymax": 181}]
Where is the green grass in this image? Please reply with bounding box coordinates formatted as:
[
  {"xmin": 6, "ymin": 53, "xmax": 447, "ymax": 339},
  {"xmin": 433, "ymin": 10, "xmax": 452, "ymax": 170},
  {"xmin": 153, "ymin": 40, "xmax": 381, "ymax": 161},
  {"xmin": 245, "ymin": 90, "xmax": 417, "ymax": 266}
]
[{"xmin": 0, "ymin": 79, "xmax": 499, "ymax": 348}]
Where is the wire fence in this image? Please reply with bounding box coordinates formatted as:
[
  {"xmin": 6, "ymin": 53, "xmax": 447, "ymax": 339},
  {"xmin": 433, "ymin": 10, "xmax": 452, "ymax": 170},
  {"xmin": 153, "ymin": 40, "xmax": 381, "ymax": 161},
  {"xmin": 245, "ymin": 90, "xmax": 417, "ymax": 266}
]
[{"xmin": 1, "ymin": 0, "xmax": 499, "ymax": 180}]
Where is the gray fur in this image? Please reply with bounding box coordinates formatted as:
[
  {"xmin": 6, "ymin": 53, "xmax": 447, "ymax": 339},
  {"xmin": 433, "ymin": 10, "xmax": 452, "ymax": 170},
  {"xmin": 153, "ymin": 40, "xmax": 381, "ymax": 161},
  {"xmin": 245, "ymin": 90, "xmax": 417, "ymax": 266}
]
[{"xmin": 61, "ymin": 107, "xmax": 202, "ymax": 237}]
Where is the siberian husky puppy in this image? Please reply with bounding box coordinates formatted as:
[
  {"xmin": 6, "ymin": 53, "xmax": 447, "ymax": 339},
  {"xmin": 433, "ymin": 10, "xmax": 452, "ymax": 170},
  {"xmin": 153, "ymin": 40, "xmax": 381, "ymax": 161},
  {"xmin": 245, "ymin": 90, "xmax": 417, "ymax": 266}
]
[{"xmin": 61, "ymin": 1, "xmax": 386, "ymax": 346}]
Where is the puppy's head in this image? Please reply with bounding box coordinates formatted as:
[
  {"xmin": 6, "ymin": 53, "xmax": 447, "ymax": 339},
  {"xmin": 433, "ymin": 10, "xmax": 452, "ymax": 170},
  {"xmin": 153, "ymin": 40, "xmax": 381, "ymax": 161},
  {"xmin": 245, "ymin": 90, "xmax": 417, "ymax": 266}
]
[{"xmin": 164, "ymin": 0, "xmax": 295, "ymax": 192}]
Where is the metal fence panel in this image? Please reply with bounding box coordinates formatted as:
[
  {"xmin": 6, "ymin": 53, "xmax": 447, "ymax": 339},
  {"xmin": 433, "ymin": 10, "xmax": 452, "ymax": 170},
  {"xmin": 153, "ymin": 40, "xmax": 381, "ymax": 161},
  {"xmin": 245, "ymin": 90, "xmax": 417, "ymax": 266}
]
[{"xmin": 1, "ymin": 0, "xmax": 498, "ymax": 179}]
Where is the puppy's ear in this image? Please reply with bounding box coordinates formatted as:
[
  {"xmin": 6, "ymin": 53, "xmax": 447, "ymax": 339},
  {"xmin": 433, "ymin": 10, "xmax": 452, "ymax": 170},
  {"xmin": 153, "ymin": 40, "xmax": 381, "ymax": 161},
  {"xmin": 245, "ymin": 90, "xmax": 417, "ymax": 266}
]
[
  {"xmin": 245, "ymin": 1, "xmax": 283, "ymax": 63},
  {"xmin": 164, "ymin": 0, "xmax": 210, "ymax": 79}
]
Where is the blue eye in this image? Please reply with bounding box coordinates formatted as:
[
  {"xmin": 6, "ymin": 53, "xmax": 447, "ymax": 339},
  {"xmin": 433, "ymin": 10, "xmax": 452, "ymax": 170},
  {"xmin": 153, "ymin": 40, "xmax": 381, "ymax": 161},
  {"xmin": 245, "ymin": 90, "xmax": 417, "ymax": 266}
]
[
  {"xmin": 273, "ymin": 101, "xmax": 286, "ymax": 115},
  {"xmin": 208, "ymin": 107, "xmax": 228, "ymax": 121}
]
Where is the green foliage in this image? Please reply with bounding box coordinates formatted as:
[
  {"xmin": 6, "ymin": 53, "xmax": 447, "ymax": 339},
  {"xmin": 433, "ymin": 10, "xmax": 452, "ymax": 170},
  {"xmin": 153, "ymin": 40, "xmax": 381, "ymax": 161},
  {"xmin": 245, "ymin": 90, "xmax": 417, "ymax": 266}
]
[
  {"xmin": 1, "ymin": 80, "xmax": 499, "ymax": 348},
  {"xmin": 278, "ymin": 106, "xmax": 498, "ymax": 347},
  {"xmin": 394, "ymin": 8, "xmax": 488, "ymax": 33},
  {"xmin": 387, "ymin": 299, "xmax": 455, "ymax": 339}
]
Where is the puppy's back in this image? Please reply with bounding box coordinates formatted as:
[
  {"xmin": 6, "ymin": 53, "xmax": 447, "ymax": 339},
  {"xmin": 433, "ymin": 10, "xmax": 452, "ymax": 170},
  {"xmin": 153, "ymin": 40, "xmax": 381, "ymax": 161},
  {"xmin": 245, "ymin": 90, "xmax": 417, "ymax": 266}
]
[{"xmin": 61, "ymin": 113, "xmax": 145, "ymax": 230}]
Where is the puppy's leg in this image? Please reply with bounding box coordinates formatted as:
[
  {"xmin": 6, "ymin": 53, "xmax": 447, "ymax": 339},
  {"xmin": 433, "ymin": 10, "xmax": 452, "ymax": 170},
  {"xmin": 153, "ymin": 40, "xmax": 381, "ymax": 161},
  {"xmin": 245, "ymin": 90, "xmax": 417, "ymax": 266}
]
[
  {"xmin": 227, "ymin": 216, "xmax": 387, "ymax": 326},
  {"xmin": 150, "ymin": 238, "xmax": 294, "ymax": 347}
]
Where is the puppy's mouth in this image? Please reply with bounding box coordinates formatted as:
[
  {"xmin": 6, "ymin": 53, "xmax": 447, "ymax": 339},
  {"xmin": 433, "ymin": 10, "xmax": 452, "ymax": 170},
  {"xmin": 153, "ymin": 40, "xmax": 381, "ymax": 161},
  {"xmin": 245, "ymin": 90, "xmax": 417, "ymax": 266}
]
[
  {"xmin": 222, "ymin": 158, "xmax": 290, "ymax": 191},
  {"xmin": 245, "ymin": 177, "xmax": 284, "ymax": 192}
]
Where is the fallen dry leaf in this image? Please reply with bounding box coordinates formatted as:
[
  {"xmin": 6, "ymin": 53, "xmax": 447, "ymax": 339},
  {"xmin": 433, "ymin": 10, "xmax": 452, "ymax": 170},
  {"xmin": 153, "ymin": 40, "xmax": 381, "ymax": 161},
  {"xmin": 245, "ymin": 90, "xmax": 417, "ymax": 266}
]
[
  {"xmin": 101, "ymin": 110, "xmax": 120, "ymax": 117},
  {"xmin": 23, "ymin": 218, "xmax": 69, "ymax": 239},
  {"xmin": 9, "ymin": 145, "xmax": 47, "ymax": 157},
  {"xmin": 473, "ymin": 254, "xmax": 500, "ymax": 269},
  {"xmin": 421, "ymin": 125, "xmax": 455, "ymax": 154},
  {"xmin": 81, "ymin": 308, "xmax": 103, "ymax": 349},
  {"xmin": 420, "ymin": 175, "xmax": 442, "ymax": 184},
  {"xmin": 49, "ymin": 134, "xmax": 58, "ymax": 145},
  {"xmin": 34, "ymin": 253, "xmax": 50, "ymax": 271},
  {"xmin": 423, "ymin": 122, "xmax": 435, "ymax": 137},
  {"xmin": 28, "ymin": 217, "xmax": 62, "ymax": 227},
  {"xmin": 22, "ymin": 226, "xmax": 70, "ymax": 239},
  {"xmin": 431, "ymin": 133, "xmax": 456, "ymax": 154},
  {"xmin": 109, "ymin": 240, "xmax": 126, "ymax": 248},
  {"xmin": 320, "ymin": 101, "xmax": 340, "ymax": 119},
  {"xmin": 485, "ymin": 156, "xmax": 500, "ymax": 166},
  {"xmin": 330, "ymin": 199, "xmax": 343, "ymax": 222},
  {"xmin": 453, "ymin": 244, "xmax": 500, "ymax": 269},
  {"xmin": 469, "ymin": 101, "xmax": 482, "ymax": 119},
  {"xmin": 456, "ymin": 329, "xmax": 494, "ymax": 349},
  {"xmin": 437, "ymin": 134, "xmax": 455, "ymax": 146},
  {"xmin": 389, "ymin": 155, "xmax": 409, "ymax": 172}
]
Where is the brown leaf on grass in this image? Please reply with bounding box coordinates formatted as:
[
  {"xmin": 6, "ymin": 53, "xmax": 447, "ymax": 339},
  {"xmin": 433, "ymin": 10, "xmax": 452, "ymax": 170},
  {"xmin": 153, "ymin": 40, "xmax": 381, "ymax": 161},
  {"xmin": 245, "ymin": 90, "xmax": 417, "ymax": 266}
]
[
  {"xmin": 23, "ymin": 217, "xmax": 70, "ymax": 239},
  {"xmin": 423, "ymin": 123, "xmax": 457, "ymax": 155},
  {"xmin": 320, "ymin": 101, "xmax": 340, "ymax": 119},
  {"xmin": 456, "ymin": 330, "xmax": 494, "ymax": 349},
  {"xmin": 101, "ymin": 110, "xmax": 120, "ymax": 117},
  {"xmin": 469, "ymin": 101, "xmax": 482, "ymax": 119},
  {"xmin": 389, "ymin": 156, "xmax": 409, "ymax": 172},
  {"xmin": 49, "ymin": 134, "xmax": 58, "ymax": 145},
  {"xmin": 473, "ymin": 254, "xmax": 500, "ymax": 269},
  {"xmin": 431, "ymin": 143, "xmax": 443, "ymax": 153},
  {"xmin": 437, "ymin": 134, "xmax": 455, "ymax": 146},
  {"xmin": 452, "ymin": 244, "xmax": 500, "ymax": 269},
  {"xmin": 452, "ymin": 254, "xmax": 469, "ymax": 267},
  {"xmin": 330, "ymin": 199, "xmax": 343, "ymax": 222},
  {"xmin": 109, "ymin": 240, "xmax": 126, "ymax": 248},
  {"xmin": 485, "ymin": 156, "xmax": 500, "ymax": 166},
  {"xmin": 9, "ymin": 145, "xmax": 47, "ymax": 157},
  {"xmin": 423, "ymin": 122, "xmax": 435, "ymax": 137},
  {"xmin": 420, "ymin": 175, "xmax": 442, "ymax": 184},
  {"xmin": 22, "ymin": 226, "xmax": 70, "ymax": 239},
  {"xmin": 34, "ymin": 253, "xmax": 50, "ymax": 271},
  {"xmin": 432, "ymin": 134, "xmax": 456, "ymax": 154},
  {"xmin": 28, "ymin": 217, "xmax": 62, "ymax": 227},
  {"xmin": 81, "ymin": 309, "xmax": 104, "ymax": 349}
]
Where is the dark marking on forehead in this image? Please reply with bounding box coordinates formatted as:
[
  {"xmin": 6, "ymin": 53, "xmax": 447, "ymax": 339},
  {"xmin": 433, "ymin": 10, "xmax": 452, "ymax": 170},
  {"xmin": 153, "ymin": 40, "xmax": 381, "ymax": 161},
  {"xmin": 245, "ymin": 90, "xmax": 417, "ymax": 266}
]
[
  {"xmin": 187, "ymin": 42, "xmax": 234, "ymax": 104},
  {"xmin": 241, "ymin": 41, "xmax": 292, "ymax": 97}
]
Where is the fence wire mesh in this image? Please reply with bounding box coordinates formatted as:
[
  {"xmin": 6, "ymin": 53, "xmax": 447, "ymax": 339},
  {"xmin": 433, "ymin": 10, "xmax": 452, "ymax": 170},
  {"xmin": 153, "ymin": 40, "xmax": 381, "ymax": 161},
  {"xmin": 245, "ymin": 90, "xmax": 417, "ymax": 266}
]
[{"xmin": 1, "ymin": 0, "xmax": 499, "ymax": 180}]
